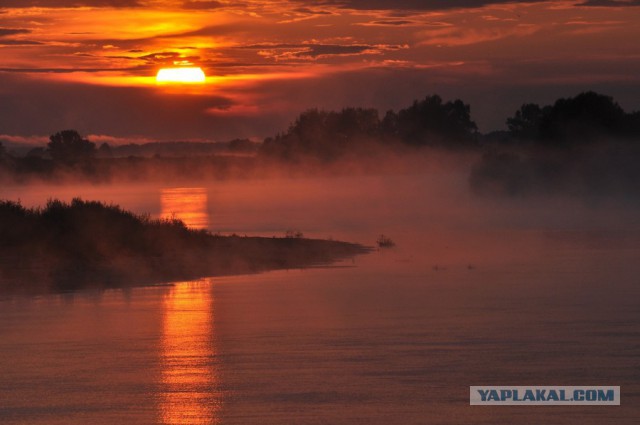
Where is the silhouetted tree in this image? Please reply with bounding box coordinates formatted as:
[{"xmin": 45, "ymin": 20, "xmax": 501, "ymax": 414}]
[
  {"xmin": 505, "ymin": 92, "xmax": 640, "ymax": 144},
  {"xmin": 228, "ymin": 138, "xmax": 257, "ymax": 152},
  {"xmin": 381, "ymin": 110, "xmax": 399, "ymax": 139},
  {"xmin": 0, "ymin": 143, "xmax": 8, "ymax": 171},
  {"xmin": 47, "ymin": 130, "xmax": 96, "ymax": 162},
  {"xmin": 539, "ymin": 92, "xmax": 627, "ymax": 142},
  {"xmin": 395, "ymin": 95, "xmax": 477, "ymax": 146},
  {"xmin": 262, "ymin": 107, "xmax": 382, "ymax": 160},
  {"xmin": 328, "ymin": 107, "xmax": 380, "ymax": 140},
  {"xmin": 289, "ymin": 108, "xmax": 330, "ymax": 154},
  {"xmin": 97, "ymin": 142, "xmax": 113, "ymax": 158},
  {"xmin": 506, "ymin": 103, "xmax": 549, "ymax": 140},
  {"xmin": 26, "ymin": 147, "xmax": 46, "ymax": 158},
  {"xmin": 623, "ymin": 110, "xmax": 640, "ymax": 137}
]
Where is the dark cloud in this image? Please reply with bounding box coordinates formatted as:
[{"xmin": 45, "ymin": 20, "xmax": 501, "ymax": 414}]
[
  {"xmin": 292, "ymin": 7, "xmax": 333, "ymax": 15},
  {"xmin": 181, "ymin": 1, "xmax": 226, "ymax": 10},
  {"xmin": 2, "ymin": 58, "xmax": 640, "ymax": 140},
  {"xmin": 133, "ymin": 51, "xmax": 201, "ymax": 66},
  {"xmin": 0, "ymin": 27, "xmax": 38, "ymax": 45},
  {"xmin": 0, "ymin": 0, "xmax": 140, "ymax": 8},
  {"xmin": 137, "ymin": 52, "xmax": 185, "ymax": 62},
  {"xmin": 364, "ymin": 20, "xmax": 417, "ymax": 26},
  {"xmin": 324, "ymin": 0, "xmax": 640, "ymax": 9},
  {"xmin": 0, "ymin": 67, "xmax": 139, "ymax": 73},
  {"xmin": 294, "ymin": 44, "xmax": 376, "ymax": 58},
  {"xmin": 578, "ymin": 0, "xmax": 640, "ymax": 6},
  {"xmin": 0, "ymin": 73, "xmax": 270, "ymax": 140},
  {"xmin": 241, "ymin": 43, "xmax": 400, "ymax": 59},
  {"xmin": 296, "ymin": 0, "xmax": 549, "ymax": 11},
  {"xmin": 0, "ymin": 40, "xmax": 43, "ymax": 45},
  {"xmin": 0, "ymin": 28, "xmax": 31, "ymax": 36}
]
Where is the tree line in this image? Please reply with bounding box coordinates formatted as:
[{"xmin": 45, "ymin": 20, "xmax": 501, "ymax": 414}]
[
  {"xmin": 471, "ymin": 92, "xmax": 640, "ymax": 198},
  {"xmin": 1, "ymin": 91, "xmax": 639, "ymax": 165},
  {"xmin": 506, "ymin": 91, "xmax": 640, "ymax": 143},
  {"xmin": 261, "ymin": 95, "xmax": 478, "ymax": 160},
  {"xmin": 261, "ymin": 91, "xmax": 640, "ymax": 160}
]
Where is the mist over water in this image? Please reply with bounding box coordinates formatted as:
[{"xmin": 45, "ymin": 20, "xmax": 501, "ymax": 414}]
[{"xmin": 1, "ymin": 158, "xmax": 639, "ymax": 424}]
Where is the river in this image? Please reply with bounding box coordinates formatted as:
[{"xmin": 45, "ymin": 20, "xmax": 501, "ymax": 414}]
[{"xmin": 1, "ymin": 172, "xmax": 639, "ymax": 424}]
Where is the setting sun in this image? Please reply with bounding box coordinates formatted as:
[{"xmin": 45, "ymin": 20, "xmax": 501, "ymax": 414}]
[{"xmin": 156, "ymin": 67, "xmax": 206, "ymax": 84}]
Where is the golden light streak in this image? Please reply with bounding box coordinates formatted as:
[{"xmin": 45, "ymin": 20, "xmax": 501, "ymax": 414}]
[
  {"xmin": 160, "ymin": 280, "xmax": 221, "ymax": 425},
  {"xmin": 156, "ymin": 67, "xmax": 207, "ymax": 84},
  {"xmin": 161, "ymin": 188, "xmax": 209, "ymax": 229}
]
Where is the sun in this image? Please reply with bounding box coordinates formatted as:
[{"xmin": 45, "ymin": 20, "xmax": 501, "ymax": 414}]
[{"xmin": 156, "ymin": 67, "xmax": 206, "ymax": 84}]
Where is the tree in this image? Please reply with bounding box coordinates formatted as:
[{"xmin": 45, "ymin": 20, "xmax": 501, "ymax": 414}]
[
  {"xmin": 506, "ymin": 103, "xmax": 549, "ymax": 140},
  {"xmin": 0, "ymin": 142, "xmax": 8, "ymax": 167},
  {"xmin": 262, "ymin": 107, "xmax": 382, "ymax": 160},
  {"xmin": 47, "ymin": 130, "xmax": 96, "ymax": 162},
  {"xmin": 395, "ymin": 95, "xmax": 477, "ymax": 146},
  {"xmin": 327, "ymin": 107, "xmax": 380, "ymax": 141},
  {"xmin": 26, "ymin": 147, "xmax": 46, "ymax": 158},
  {"xmin": 505, "ymin": 92, "xmax": 640, "ymax": 144},
  {"xmin": 539, "ymin": 91, "xmax": 627, "ymax": 142},
  {"xmin": 624, "ymin": 111, "xmax": 640, "ymax": 137},
  {"xmin": 260, "ymin": 94, "xmax": 479, "ymax": 160},
  {"xmin": 381, "ymin": 110, "xmax": 399, "ymax": 139},
  {"xmin": 97, "ymin": 142, "xmax": 113, "ymax": 158}
]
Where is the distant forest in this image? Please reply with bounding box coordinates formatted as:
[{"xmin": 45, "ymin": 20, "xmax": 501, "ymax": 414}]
[
  {"xmin": 261, "ymin": 91, "xmax": 640, "ymax": 160},
  {"xmin": 1, "ymin": 91, "xmax": 639, "ymax": 198}
]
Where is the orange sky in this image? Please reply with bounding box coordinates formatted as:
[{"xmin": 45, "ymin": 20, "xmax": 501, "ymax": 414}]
[{"xmin": 1, "ymin": 0, "xmax": 639, "ymax": 140}]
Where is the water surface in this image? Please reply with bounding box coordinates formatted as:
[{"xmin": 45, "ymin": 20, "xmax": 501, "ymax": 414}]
[{"xmin": 1, "ymin": 173, "xmax": 639, "ymax": 424}]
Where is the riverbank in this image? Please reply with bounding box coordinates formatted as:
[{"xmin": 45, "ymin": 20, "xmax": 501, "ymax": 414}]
[{"xmin": 0, "ymin": 199, "xmax": 369, "ymax": 294}]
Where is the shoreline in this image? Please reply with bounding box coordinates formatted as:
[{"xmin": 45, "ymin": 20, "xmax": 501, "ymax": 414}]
[{"xmin": 0, "ymin": 199, "xmax": 371, "ymax": 295}]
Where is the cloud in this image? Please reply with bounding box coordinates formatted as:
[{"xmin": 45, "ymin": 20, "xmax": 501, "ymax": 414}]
[
  {"xmin": 356, "ymin": 20, "xmax": 418, "ymax": 26},
  {"xmin": 134, "ymin": 51, "xmax": 202, "ymax": 66},
  {"xmin": 205, "ymin": 103, "xmax": 261, "ymax": 116},
  {"xmin": 0, "ymin": 72, "xmax": 253, "ymax": 140},
  {"xmin": 578, "ymin": 0, "xmax": 640, "ymax": 6},
  {"xmin": 295, "ymin": 44, "xmax": 376, "ymax": 58},
  {"xmin": 181, "ymin": 1, "xmax": 227, "ymax": 10},
  {"xmin": 0, "ymin": 67, "xmax": 139, "ymax": 73},
  {"xmin": 0, "ymin": 0, "xmax": 141, "ymax": 7},
  {"xmin": 275, "ymin": 6, "xmax": 336, "ymax": 23},
  {"xmin": 0, "ymin": 40, "xmax": 43, "ymax": 46},
  {"xmin": 2, "ymin": 53, "xmax": 640, "ymax": 139},
  {"xmin": 85, "ymin": 134, "xmax": 156, "ymax": 145},
  {"xmin": 0, "ymin": 134, "xmax": 48, "ymax": 146},
  {"xmin": 417, "ymin": 24, "xmax": 540, "ymax": 47},
  {"xmin": 0, "ymin": 28, "xmax": 30, "ymax": 36},
  {"xmin": 296, "ymin": 0, "xmax": 550, "ymax": 11},
  {"xmin": 1, "ymin": 0, "xmax": 639, "ymax": 141},
  {"xmin": 0, "ymin": 27, "xmax": 40, "ymax": 45},
  {"xmin": 242, "ymin": 43, "xmax": 404, "ymax": 60},
  {"xmin": 292, "ymin": 7, "xmax": 333, "ymax": 15}
]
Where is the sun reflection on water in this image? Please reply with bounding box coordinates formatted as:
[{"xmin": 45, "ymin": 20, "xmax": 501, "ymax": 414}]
[
  {"xmin": 159, "ymin": 279, "xmax": 221, "ymax": 424},
  {"xmin": 161, "ymin": 187, "xmax": 209, "ymax": 229}
]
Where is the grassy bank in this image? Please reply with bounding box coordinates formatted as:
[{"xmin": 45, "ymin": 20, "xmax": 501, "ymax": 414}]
[{"xmin": 0, "ymin": 199, "xmax": 369, "ymax": 293}]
